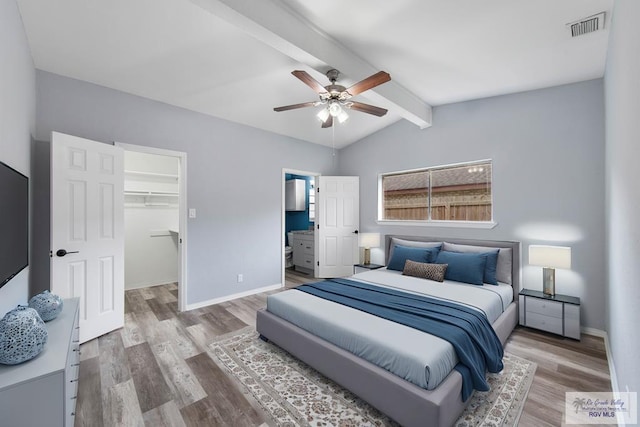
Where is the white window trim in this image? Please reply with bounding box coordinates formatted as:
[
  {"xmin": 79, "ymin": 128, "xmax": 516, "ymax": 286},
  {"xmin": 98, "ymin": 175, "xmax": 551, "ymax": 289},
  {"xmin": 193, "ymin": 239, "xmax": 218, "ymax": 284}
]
[
  {"xmin": 377, "ymin": 159, "xmax": 494, "ymax": 227},
  {"xmin": 376, "ymin": 219, "xmax": 497, "ymax": 229}
]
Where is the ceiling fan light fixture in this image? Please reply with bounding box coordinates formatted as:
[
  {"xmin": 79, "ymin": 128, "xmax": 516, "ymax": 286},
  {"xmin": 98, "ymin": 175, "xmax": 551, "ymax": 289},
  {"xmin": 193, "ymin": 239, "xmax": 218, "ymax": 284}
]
[
  {"xmin": 317, "ymin": 108, "xmax": 330, "ymax": 123},
  {"xmin": 337, "ymin": 109, "xmax": 349, "ymax": 124},
  {"xmin": 328, "ymin": 101, "xmax": 342, "ymax": 117}
]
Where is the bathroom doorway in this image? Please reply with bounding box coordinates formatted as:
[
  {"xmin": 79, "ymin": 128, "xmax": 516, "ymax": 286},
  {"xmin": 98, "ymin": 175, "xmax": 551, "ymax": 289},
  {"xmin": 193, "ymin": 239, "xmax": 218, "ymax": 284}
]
[{"xmin": 282, "ymin": 168, "xmax": 319, "ymax": 287}]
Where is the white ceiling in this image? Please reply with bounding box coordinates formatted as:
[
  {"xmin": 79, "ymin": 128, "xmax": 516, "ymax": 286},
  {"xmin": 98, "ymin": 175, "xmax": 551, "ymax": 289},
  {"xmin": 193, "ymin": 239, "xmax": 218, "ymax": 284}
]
[{"xmin": 17, "ymin": 0, "xmax": 613, "ymax": 148}]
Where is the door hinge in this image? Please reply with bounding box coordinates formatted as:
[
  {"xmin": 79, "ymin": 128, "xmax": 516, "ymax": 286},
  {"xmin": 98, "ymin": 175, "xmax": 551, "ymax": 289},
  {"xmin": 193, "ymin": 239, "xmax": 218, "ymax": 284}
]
[
  {"xmin": 316, "ymin": 224, "xmax": 319, "ymax": 230},
  {"xmin": 179, "ymin": 238, "xmax": 182, "ymax": 244},
  {"xmin": 316, "ymin": 187, "xmax": 319, "ymax": 193},
  {"xmin": 317, "ymin": 261, "xmax": 319, "ymax": 266}
]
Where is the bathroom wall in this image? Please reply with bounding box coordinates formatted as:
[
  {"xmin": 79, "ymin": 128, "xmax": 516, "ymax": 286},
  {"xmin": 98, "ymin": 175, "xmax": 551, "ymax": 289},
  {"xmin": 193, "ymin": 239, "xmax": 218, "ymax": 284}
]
[{"xmin": 285, "ymin": 173, "xmax": 314, "ymax": 245}]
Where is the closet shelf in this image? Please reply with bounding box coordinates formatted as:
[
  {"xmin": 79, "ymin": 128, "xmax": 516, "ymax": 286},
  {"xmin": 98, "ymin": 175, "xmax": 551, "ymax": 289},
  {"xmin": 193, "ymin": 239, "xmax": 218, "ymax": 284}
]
[
  {"xmin": 125, "ymin": 190, "xmax": 179, "ymax": 197},
  {"xmin": 124, "ymin": 170, "xmax": 178, "ymax": 180}
]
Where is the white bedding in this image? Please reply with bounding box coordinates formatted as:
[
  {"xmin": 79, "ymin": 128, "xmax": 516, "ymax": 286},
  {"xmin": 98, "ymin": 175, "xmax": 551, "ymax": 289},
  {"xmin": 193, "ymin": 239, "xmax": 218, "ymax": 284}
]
[{"xmin": 266, "ymin": 268, "xmax": 512, "ymax": 391}]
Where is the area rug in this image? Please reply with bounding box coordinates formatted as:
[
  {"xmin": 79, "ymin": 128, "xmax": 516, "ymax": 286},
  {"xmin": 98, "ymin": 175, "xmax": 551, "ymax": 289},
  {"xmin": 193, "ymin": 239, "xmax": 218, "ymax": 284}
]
[{"xmin": 209, "ymin": 328, "xmax": 536, "ymax": 426}]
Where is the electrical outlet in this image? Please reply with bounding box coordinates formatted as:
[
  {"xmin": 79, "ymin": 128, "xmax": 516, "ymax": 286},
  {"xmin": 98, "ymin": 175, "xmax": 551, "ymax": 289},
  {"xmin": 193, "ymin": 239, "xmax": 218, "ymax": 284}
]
[
  {"xmin": 237, "ymin": 274, "xmax": 243, "ymax": 283},
  {"xmin": 189, "ymin": 208, "xmax": 196, "ymax": 218}
]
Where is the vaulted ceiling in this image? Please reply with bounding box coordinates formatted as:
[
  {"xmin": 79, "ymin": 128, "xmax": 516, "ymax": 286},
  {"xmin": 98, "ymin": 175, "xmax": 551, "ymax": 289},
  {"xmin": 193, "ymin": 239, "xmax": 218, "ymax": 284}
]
[{"xmin": 17, "ymin": 0, "xmax": 613, "ymax": 148}]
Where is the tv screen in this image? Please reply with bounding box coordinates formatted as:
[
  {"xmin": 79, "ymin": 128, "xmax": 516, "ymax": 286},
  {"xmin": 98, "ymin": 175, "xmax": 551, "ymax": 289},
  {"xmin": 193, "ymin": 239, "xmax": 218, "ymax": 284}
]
[{"xmin": 0, "ymin": 161, "xmax": 28, "ymax": 289}]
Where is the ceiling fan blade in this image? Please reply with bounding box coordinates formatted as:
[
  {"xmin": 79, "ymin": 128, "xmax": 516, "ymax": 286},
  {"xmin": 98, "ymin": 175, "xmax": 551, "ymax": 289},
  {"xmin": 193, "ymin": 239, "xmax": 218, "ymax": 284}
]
[
  {"xmin": 321, "ymin": 115, "xmax": 333, "ymax": 128},
  {"xmin": 292, "ymin": 70, "xmax": 328, "ymax": 94},
  {"xmin": 348, "ymin": 101, "xmax": 388, "ymax": 117},
  {"xmin": 344, "ymin": 71, "xmax": 391, "ymax": 97},
  {"xmin": 273, "ymin": 101, "xmax": 318, "ymax": 112}
]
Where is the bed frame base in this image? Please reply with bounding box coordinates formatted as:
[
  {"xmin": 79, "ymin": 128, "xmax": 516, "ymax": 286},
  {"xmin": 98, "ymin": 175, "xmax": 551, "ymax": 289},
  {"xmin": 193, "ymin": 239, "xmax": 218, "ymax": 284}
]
[
  {"xmin": 256, "ymin": 236, "xmax": 520, "ymax": 426},
  {"xmin": 257, "ymin": 308, "xmax": 470, "ymax": 427}
]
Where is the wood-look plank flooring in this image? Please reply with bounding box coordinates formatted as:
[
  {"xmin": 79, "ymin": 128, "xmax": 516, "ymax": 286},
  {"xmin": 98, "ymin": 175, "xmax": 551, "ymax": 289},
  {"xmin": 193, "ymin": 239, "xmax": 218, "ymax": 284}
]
[{"xmin": 75, "ymin": 269, "xmax": 612, "ymax": 427}]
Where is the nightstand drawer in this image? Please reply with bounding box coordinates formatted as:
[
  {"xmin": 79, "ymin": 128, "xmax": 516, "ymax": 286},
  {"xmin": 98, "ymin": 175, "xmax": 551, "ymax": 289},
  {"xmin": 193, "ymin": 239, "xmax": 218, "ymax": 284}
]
[
  {"xmin": 526, "ymin": 297, "xmax": 563, "ymax": 318},
  {"xmin": 519, "ymin": 289, "xmax": 581, "ymax": 340},
  {"xmin": 525, "ymin": 312, "xmax": 563, "ymax": 335}
]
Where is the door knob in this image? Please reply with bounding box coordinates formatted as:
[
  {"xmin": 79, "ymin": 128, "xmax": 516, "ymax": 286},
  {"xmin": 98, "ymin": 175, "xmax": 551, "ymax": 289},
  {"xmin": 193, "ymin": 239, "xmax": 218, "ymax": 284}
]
[
  {"xmin": 56, "ymin": 249, "xmax": 79, "ymax": 257},
  {"xmin": 353, "ymin": 230, "xmax": 359, "ymax": 234}
]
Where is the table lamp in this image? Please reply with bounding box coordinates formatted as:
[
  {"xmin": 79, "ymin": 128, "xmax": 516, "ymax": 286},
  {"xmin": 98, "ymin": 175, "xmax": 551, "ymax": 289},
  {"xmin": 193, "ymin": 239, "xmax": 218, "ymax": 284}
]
[
  {"xmin": 528, "ymin": 245, "xmax": 571, "ymax": 296},
  {"xmin": 359, "ymin": 233, "xmax": 381, "ymax": 265}
]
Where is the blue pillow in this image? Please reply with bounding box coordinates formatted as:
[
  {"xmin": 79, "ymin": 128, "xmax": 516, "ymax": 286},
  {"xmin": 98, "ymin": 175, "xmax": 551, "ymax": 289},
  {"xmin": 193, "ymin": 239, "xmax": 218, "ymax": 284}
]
[
  {"xmin": 387, "ymin": 245, "xmax": 440, "ymax": 271},
  {"xmin": 435, "ymin": 251, "xmax": 487, "ymax": 285},
  {"xmin": 479, "ymin": 250, "xmax": 499, "ymax": 285}
]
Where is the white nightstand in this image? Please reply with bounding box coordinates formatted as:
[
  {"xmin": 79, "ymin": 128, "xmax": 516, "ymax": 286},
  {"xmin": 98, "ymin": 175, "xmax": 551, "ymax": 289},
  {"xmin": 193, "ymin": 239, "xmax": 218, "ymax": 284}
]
[
  {"xmin": 354, "ymin": 263, "xmax": 384, "ymax": 274},
  {"xmin": 519, "ymin": 289, "xmax": 581, "ymax": 340}
]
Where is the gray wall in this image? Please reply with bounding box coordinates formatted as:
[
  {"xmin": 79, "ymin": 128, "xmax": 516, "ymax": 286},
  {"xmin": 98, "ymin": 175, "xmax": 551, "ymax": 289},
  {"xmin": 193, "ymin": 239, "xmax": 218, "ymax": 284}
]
[
  {"xmin": 0, "ymin": 0, "xmax": 36, "ymax": 315},
  {"xmin": 35, "ymin": 71, "xmax": 337, "ymax": 306},
  {"xmin": 605, "ymin": 0, "xmax": 640, "ymax": 394},
  {"xmin": 338, "ymin": 79, "xmax": 606, "ymax": 331}
]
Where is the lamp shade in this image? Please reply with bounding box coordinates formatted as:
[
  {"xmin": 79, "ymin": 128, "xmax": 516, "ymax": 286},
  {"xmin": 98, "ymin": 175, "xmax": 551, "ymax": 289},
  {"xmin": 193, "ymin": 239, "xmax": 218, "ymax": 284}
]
[
  {"xmin": 529, "ymin": 245, "xmax": 571, "ymax": 269},
  {"xmin": 359, "ymin": 233, "xmax": 381, "ymax": 249}
]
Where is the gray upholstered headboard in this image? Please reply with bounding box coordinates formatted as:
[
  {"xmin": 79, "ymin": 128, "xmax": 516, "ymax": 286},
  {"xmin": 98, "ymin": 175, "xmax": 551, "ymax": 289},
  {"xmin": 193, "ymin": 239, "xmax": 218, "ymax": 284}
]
[{"xmin": 384, "ymin": 235, "xmax": 521, "ymax": 301}]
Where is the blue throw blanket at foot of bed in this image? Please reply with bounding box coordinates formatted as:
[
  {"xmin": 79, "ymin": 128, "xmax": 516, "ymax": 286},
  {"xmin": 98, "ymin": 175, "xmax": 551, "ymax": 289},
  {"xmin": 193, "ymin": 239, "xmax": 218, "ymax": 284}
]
[{"xmin": 296, "ymin": 278, "xmax": 504, "ymax": 401}]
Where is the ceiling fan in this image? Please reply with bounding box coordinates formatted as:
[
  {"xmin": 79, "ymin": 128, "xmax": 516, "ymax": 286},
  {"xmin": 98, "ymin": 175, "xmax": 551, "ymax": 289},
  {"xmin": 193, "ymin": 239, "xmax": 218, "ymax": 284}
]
[{"xmin": 273, "ymin": 69, "xmax": 391, "ymax": 128}]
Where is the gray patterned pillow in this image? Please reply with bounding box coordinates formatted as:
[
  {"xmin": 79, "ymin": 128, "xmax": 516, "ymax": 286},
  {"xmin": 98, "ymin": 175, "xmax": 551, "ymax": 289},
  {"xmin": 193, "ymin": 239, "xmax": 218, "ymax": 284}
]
[{"xmin": 402, "ymin": 259, "xmax": 448, "ymax": 282}]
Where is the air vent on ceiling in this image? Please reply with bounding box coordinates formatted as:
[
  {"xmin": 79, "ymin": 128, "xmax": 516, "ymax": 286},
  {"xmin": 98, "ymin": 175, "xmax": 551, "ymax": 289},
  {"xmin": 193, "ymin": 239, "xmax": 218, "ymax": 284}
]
[{"xmin": 567, "ymin": 12, "xmax": 606, "ymax": 37}]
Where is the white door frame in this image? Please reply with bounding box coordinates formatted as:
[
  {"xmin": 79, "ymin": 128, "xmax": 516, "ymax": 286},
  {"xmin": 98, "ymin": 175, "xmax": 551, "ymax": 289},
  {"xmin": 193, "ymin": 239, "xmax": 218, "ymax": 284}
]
[
  {"xmin": 116, "ymin": 142, "xmax": 188, "ymax": 311},
  {"xmin": 281, "ymin": 168, "xmax": 320, "ymax": 286}
]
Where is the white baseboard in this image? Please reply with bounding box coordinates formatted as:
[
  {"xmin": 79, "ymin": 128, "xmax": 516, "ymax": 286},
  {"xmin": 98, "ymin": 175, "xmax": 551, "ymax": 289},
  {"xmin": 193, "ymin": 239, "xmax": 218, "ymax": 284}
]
[
  {"xmin": 580, "ymin": 327, "xmax": 627, "ymax": 425},
  {"xmin": 185, "ymin": 283, "xmax": 283, "ymax": 311},
  {"xmin": 125, "ymin": 280, "xmax": 177, "ymax": 291},
  {"xmin": 581, "ymin": 326, "xmax": 606, "ymax": 337}
]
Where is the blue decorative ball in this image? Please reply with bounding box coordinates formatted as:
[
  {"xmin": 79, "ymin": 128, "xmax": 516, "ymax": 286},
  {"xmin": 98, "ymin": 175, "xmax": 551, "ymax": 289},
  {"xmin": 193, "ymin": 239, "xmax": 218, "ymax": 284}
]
[
  {"xmin": 28, "ymin": 290, "xmax": 64, "ymax": 322},
  {"xmin": 0, "ymin": 306, "xmax": 48, "ymax": 365}
]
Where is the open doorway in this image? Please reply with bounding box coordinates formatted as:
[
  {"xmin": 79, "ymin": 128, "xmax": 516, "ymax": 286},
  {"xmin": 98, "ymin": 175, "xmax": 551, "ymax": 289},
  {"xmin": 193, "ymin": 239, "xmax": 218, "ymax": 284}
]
[
  {"xmin": 282, "ymin": 168, "xmax": 319, "ymax": 288},
  {"xmin": 116, "ymin": 143, "xmax": 188, "ymax": 311}
]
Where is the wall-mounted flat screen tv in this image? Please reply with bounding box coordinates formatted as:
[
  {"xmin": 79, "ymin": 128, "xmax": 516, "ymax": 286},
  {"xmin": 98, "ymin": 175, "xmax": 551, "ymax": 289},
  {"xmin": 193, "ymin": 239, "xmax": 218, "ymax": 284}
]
[{"xmin": 0, "ymin": 161, "xmax": 28, "ymax": 289}]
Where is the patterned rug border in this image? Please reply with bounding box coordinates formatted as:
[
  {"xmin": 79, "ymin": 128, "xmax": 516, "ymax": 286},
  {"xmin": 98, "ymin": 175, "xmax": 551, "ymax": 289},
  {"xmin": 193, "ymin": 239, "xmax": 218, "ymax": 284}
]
[{"xmin": 208, "ymin": 327, "xmax": 537, "ymax": 427}]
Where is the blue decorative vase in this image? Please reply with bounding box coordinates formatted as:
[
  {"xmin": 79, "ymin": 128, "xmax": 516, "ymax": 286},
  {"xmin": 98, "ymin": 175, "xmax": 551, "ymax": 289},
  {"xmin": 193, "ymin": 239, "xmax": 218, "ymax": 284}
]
[
  {"xmin": 28, "ymin": 290, "xmax": 64, "ymax": 321},
  {"xmin": 0, "ymin": 306, "xmax": 48, "ymax": 365}
]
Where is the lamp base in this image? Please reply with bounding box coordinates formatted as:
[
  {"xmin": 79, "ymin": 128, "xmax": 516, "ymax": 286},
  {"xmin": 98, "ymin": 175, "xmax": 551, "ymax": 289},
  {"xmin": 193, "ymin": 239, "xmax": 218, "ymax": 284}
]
[
  {"xmin": 364, "ymin": 248, "xmax": 371, "ymax": 265},
  {"xmin": 543, "ymin": 267, "xmax": 556, "ymax": 296}
]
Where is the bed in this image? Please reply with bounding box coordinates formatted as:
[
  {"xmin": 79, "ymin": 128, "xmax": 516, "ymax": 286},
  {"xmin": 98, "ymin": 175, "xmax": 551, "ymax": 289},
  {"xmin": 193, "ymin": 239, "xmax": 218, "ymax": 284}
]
[{"xmin": 256, "ymin": 235, "xmax": 520, "ymax": 427}]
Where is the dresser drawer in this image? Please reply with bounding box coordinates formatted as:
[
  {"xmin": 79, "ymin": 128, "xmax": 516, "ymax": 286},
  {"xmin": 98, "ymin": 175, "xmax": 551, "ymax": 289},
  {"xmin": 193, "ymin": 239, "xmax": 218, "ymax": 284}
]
[
  {"xmin": 525, "ymin": 312, "xmax": 563, "ymax": 335},
  {"xmin": 525, "ymin": 297, "xmax": 563, "ymax": 318}
]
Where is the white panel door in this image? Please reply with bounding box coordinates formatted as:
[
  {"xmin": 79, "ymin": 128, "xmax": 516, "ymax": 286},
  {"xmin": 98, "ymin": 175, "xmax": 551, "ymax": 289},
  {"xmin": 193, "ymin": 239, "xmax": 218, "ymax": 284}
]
[
  {"xmin": 316, "ymin": 176, "xmax": 359, "ymax": 278},
  {"xmin": 51, "ymin": 131, "xmax": 125, "ymax": 343}
]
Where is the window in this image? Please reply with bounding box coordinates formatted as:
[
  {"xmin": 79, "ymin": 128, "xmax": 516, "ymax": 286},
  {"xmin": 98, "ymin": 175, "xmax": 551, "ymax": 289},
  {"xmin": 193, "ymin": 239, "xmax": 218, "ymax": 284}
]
[{"xmin": 379, "ymin": 161, "xmax": 493, "ymax": 223}]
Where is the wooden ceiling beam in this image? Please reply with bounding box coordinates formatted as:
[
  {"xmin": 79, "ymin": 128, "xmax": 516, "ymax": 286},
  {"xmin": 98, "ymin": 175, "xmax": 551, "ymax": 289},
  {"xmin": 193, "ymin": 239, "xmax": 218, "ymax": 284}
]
[{"xmin": 191, "ymin": 0, "xmax": 432, "ymax": 129}]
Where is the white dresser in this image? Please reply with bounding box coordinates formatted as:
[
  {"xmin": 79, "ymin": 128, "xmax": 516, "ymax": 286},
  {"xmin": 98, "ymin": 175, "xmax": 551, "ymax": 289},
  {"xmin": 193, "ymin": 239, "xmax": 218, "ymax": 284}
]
[
  {"xmin": 519, "ymin": 289, "xmax": 580, "ymax": 340},
  {"xmin": 292, "ymin": 232, "xmax": 315, "ymax": 274},
  {"xmin": 0, "ymin": 298, "xmax": 80, "ymax": 427}
]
